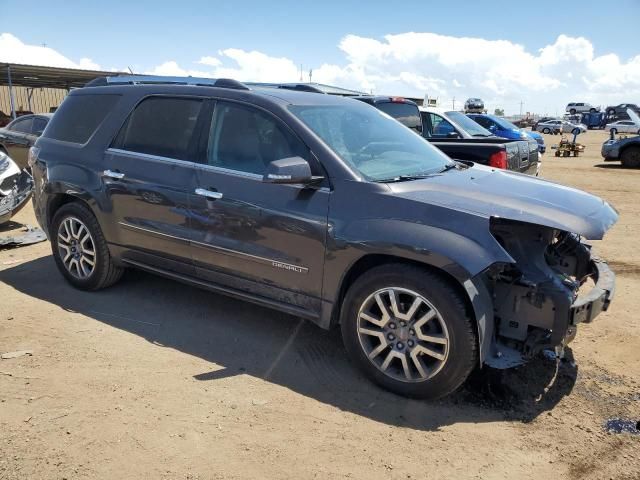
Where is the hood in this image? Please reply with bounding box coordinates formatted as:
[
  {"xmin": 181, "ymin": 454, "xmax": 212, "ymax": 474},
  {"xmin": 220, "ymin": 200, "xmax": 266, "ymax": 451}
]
[
  {"xmin": 627, "ymin": 109, "xmax": 640, "ymax": 125},
  {"xmin": 388, "ymin": 164, "xmax": 618, "ymax": 239}
]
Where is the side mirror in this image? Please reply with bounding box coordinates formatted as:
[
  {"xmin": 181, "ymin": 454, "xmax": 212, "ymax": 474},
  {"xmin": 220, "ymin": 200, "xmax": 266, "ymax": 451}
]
[
  {"xmin": 263, "ymin": 156, "xmax": 323, "ymax": 185},
  {"xmin": 446, "ymin": 131, "xmax": 461, "ymax": 139}
]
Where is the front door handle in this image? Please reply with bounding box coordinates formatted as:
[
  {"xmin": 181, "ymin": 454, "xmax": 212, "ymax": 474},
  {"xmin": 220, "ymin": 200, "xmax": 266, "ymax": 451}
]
[
  {"xmin": 195, "ymin": 188, "xmax": 223, "ymax": 200},
  {"xmin": 103, "ymin": 169, "xmax": 125, "ymax": 180}
]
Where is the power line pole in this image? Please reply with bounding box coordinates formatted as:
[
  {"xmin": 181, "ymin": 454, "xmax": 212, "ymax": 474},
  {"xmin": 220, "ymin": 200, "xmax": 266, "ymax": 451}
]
[
  {"xmin": 519, "ymin": 100, "xmax": 524, "ymax": 117},
  {"xmin": 300, "ymin": 64, "xmax": 303, "ymax": 82},
  {"xmin": 452, "ymin": 97, "xmax": 455, "ymax": 110},
  {"xmin": 308, "ymin": 69, "xmax": 313, "ymax": 83}
]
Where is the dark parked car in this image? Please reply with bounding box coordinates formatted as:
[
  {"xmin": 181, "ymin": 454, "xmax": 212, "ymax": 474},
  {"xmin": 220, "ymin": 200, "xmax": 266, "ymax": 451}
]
[
  {"xmin": 31, "ymin": 76, "xmax": 617, "ymax": 399},
  {"xmin": 351, "ymin": 95, "xmax": 423, "ymax": 133},
  {"xmin": 0, "ymin": 114, "xmax": 52, "ymax": 169},
  {"xmin": 420, "ymin": 107, "xmax": 540, "ymax": 174},
  {"xmin": 605, "ymin": 103, "xmax": 640, "ymax": 117},
  {"xmin": 602, "ymin": 135, "xmax": 640, "ymax": 168}
]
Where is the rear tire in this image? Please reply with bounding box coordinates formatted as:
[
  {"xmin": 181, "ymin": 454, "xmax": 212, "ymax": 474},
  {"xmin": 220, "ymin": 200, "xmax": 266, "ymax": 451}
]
[
  {"xmin": 621, "ymin": 147, "xmax": 640, "ymax": 169},
  {"xmin": 542, "ymin": 128, "xmax": 551, "ymax": 134},
  {"xmin": 51, "ymin": 202, "xmax": 124, "ymax": 290},
  {"xmin": 570, "ymin": 109, "xmax": 576, "ymax": 115},
  {"xmin": 340, "ymin": 264, "xmax": 477, "ymax": 399},
  {"xmin": 607, "ymin": 109, "xmax": 615, "ymax": 115},
  {"xmin": 610, "ymin": 128, "xmax": 617, "ymax": 135}
]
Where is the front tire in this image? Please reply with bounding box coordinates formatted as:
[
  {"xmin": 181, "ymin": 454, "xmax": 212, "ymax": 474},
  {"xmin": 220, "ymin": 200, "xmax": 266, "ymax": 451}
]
[
  {"xmin": 340, "ymin": 264, "xmax": 477, "ymax": 399},
  {"xmin": 542, "ymin": 127, "xmax": 551, "ymax": 134},
  {"xmin": 570, "ymin": 109, "xmax": 576, "ymax": 114},
  {"xmin": 51, "ymin": 202, "xmax": 124, "ymax": 290}
]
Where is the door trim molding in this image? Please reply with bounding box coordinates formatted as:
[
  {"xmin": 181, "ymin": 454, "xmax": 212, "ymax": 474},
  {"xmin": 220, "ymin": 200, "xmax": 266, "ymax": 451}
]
[{"xmin": 119, "ymin": 221, "xmax": 308, "ymax": 274}]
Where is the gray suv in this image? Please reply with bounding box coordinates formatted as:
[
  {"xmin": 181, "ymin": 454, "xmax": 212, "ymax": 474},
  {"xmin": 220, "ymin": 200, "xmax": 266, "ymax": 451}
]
[{"xmin": 30, "ymin": 76, "xmax": 617, "ymax": 399}]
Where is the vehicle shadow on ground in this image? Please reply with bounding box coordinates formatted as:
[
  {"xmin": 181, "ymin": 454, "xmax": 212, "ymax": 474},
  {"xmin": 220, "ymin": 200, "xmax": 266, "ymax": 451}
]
[
  {"xmin": 0, "ymin": 256, "xmax": 578, "ymax": 431},
  {"xmin": 594, "ymin": 163, "xmax": 625, "ymax": 169}
]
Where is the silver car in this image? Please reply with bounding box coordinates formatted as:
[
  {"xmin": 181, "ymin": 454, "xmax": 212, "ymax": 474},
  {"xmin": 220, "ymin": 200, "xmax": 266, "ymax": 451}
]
[
  {"xmin": 537, "ymin": 119, "xmax": 587, "ymax": 135},
  {"xmin": 565, "ymin": 102, "xmax": 598, "ymax": 114}
]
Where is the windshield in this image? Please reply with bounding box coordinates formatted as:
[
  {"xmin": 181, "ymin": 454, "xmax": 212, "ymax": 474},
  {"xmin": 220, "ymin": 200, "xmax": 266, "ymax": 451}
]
[
  {"xmin": 445, "ymin": 111, "xmax": 493, "ymax": 137},
  {"xmin": 290, "ymin": 103, "xmax": 452, "ymax": 181}
]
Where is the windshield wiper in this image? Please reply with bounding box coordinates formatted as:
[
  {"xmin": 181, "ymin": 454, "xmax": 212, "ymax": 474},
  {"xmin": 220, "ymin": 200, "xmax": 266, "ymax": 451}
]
[
  {"xmin": 375, "ymin": 173, "xmax": 437, "ymax": 183},
  {"xmin": 375, "ymin": 162, "xmax": 464, "ymax": 183},
  {"xmin": 438, "ymin": 162, "xmax": 461, "ymax": 173}
]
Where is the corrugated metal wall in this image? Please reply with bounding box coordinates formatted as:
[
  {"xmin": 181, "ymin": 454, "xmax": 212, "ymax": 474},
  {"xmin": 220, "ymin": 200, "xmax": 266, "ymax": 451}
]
[{"xmin": 0, "ymin": 86, "xmax": 67, "ymax": 115}]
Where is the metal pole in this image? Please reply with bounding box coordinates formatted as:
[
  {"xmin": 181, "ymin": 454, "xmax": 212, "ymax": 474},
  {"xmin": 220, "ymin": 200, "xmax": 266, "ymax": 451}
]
[
  {"xmin": 7, "ymin": 65, "xmax": 17, "ymax": 119},
  {"xmin": 27, "ymin": 88, "xmax": 33, "ymax": 112}
]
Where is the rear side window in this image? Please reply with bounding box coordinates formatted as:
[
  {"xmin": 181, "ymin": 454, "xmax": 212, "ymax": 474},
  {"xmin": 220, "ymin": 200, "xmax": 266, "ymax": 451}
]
[
  {"xmin": 376, "ymin": 102, "xmax": 422, "ymax": 131},
  {"xmin": 45, "ymin": 94, "xmax": 119, "ymax": 144},
  {"xmin": 428, "ymin": 113, "xmax": 455, "ymax": 138},
  {"xmin": 8, "ymin": 117, "xmax": 33, "ymax": 133},
  {"xmin": 113, "ymin": 96, "xmax": 203, "ymax": 161},
  {"xmin": 32, "ymin": 117, "xmax": 48, "ymax": 135}
]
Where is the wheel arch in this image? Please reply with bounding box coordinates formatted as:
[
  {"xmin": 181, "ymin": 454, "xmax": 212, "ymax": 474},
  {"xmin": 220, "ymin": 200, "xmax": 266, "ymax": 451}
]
[
  {"xmin": 327, "ymin": 253, "xmax": 494, "ymax": 366},
  {"xmin": 46, "ymin": 191, "xmax": 94, "ymax": 235}
]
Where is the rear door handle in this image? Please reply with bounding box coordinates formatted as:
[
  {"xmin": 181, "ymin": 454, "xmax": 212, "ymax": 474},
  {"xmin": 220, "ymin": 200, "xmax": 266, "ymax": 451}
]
[
  {"xmin": 195, "ymin": 188, "xmax": 223, "ymax": 200},
  {"xmin": 103, "ymin": 169, "xmax": 125, "ymax": 180}
]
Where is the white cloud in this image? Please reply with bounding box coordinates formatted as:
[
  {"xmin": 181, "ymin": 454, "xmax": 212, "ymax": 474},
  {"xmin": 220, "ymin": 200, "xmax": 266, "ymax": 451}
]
[
  {"xmin": 0, "ymin": 32, "xmax": 101, "ymax": 70},
  {"xmin": 2, "ymin": 31, "xmax": 639, "ymax": 115},
  {"xmin": 197, "ymin": 56, "xmax": 221, "ymax": 67}
]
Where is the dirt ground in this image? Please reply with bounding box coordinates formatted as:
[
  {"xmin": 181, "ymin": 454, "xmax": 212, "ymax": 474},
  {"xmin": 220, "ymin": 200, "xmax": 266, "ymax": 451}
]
[{"xmin": 1, "ymin": 129, "xmax": 639, "ymax": 479}]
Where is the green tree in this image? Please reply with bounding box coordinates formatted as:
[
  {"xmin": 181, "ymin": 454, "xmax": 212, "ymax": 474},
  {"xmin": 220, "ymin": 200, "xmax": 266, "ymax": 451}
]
[{"xmin": 494, "ymin": 108, "xmax": 504, "ymax": 116}]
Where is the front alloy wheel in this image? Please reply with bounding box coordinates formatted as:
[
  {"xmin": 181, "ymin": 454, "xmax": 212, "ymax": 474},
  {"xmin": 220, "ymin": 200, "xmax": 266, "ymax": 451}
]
[
  {"xmin": 341, "ymin": 265, "xmax": 477, "ymax": 399},
  {"xmin": 357, "ymin": 287, "xmax": 449, "ymax": 382},
  {"xmin": 57, "ymin": 216, "xmax": 96, "ymax": 279}
]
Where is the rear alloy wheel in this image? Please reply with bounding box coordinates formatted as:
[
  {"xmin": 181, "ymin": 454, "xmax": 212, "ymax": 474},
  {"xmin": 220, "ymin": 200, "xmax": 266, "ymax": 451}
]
[
  {"xmin": 542, "ymin": 127, "xmax": 551, "ymax": 134},
  {"xmin": 57, "ymin": 216, "xmax": 97, "ymax": 279},
  {"xmin": 621, "ymin": 147, "xmax": 640, "ymax": 169},
  {"xmin": 51, "ymin": 202, "xmax": 124, "ymax": 290},
  {"xmin": 341, "ymin": 265, "xmax": 476, "ymax": 399}
]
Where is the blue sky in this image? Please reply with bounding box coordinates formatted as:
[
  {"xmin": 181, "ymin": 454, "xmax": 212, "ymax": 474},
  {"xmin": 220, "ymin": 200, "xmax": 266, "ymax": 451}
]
[{"xmin": 1, "ymin": 0, "xmax": 639, "ymax": 114}]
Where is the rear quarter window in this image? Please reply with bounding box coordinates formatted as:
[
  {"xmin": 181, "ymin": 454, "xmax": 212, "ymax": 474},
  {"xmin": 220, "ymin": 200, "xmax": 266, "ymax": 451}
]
[
  {"xmin": 376, "ymin": 102, "xmax": 422, "ymax": 130},
  {"xmin": 45, "ymin": 94, "xmax": 120, "ymax": 144}
]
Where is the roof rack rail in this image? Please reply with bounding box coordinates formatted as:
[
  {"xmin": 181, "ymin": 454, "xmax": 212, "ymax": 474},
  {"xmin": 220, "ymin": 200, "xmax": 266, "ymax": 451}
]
[
  {"xmin": 84, "ymin": 75, "xmax": 250, "ymax": 90},
  {"xmin": 246, "ymin": 82, "xmax": 326, "ymax": 94}
]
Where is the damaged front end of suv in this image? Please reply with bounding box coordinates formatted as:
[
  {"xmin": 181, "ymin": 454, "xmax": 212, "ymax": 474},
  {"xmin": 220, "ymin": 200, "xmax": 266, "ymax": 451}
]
[
  {"xmin": 0, "ymin": 151, "xmax": 33, "ymax": 225},
  {"xmin": 482, "ymin": 218, "xmax": 615, "ymax": 368}
]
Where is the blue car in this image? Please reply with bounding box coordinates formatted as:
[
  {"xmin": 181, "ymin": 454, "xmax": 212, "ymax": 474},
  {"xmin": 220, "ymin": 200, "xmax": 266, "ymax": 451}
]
[{"xmin": 468, "ymin": 113, "xmax": 546, "ymax": 154}]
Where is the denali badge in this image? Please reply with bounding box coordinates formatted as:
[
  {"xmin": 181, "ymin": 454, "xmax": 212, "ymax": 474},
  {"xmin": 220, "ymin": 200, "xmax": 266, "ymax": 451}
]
[{"xmin": 272, "ymin": 261, "xmax": 307, "ymax": 274}]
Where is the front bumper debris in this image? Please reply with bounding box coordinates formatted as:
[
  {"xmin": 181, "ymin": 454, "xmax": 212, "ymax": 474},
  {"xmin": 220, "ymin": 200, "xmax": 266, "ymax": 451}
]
[
  {"xmin": 570, "ymin": 257, "xmax": 615, "ymax": 325},
  {"xmin": 0, "ymin": 170, "xmax": 33, "ymax": 225}
]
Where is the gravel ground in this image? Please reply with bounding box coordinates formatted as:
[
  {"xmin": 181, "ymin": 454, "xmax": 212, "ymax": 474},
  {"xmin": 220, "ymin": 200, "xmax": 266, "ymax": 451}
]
[{"xmin": 1, "ymin": 129, "xmax": 638, "ymax": 479}]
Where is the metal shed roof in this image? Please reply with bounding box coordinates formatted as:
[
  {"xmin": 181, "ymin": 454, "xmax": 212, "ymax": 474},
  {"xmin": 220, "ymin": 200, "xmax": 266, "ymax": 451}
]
[{"xmin": 0, "ymin": 62, "xmax": 126, "ymax": 89}]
